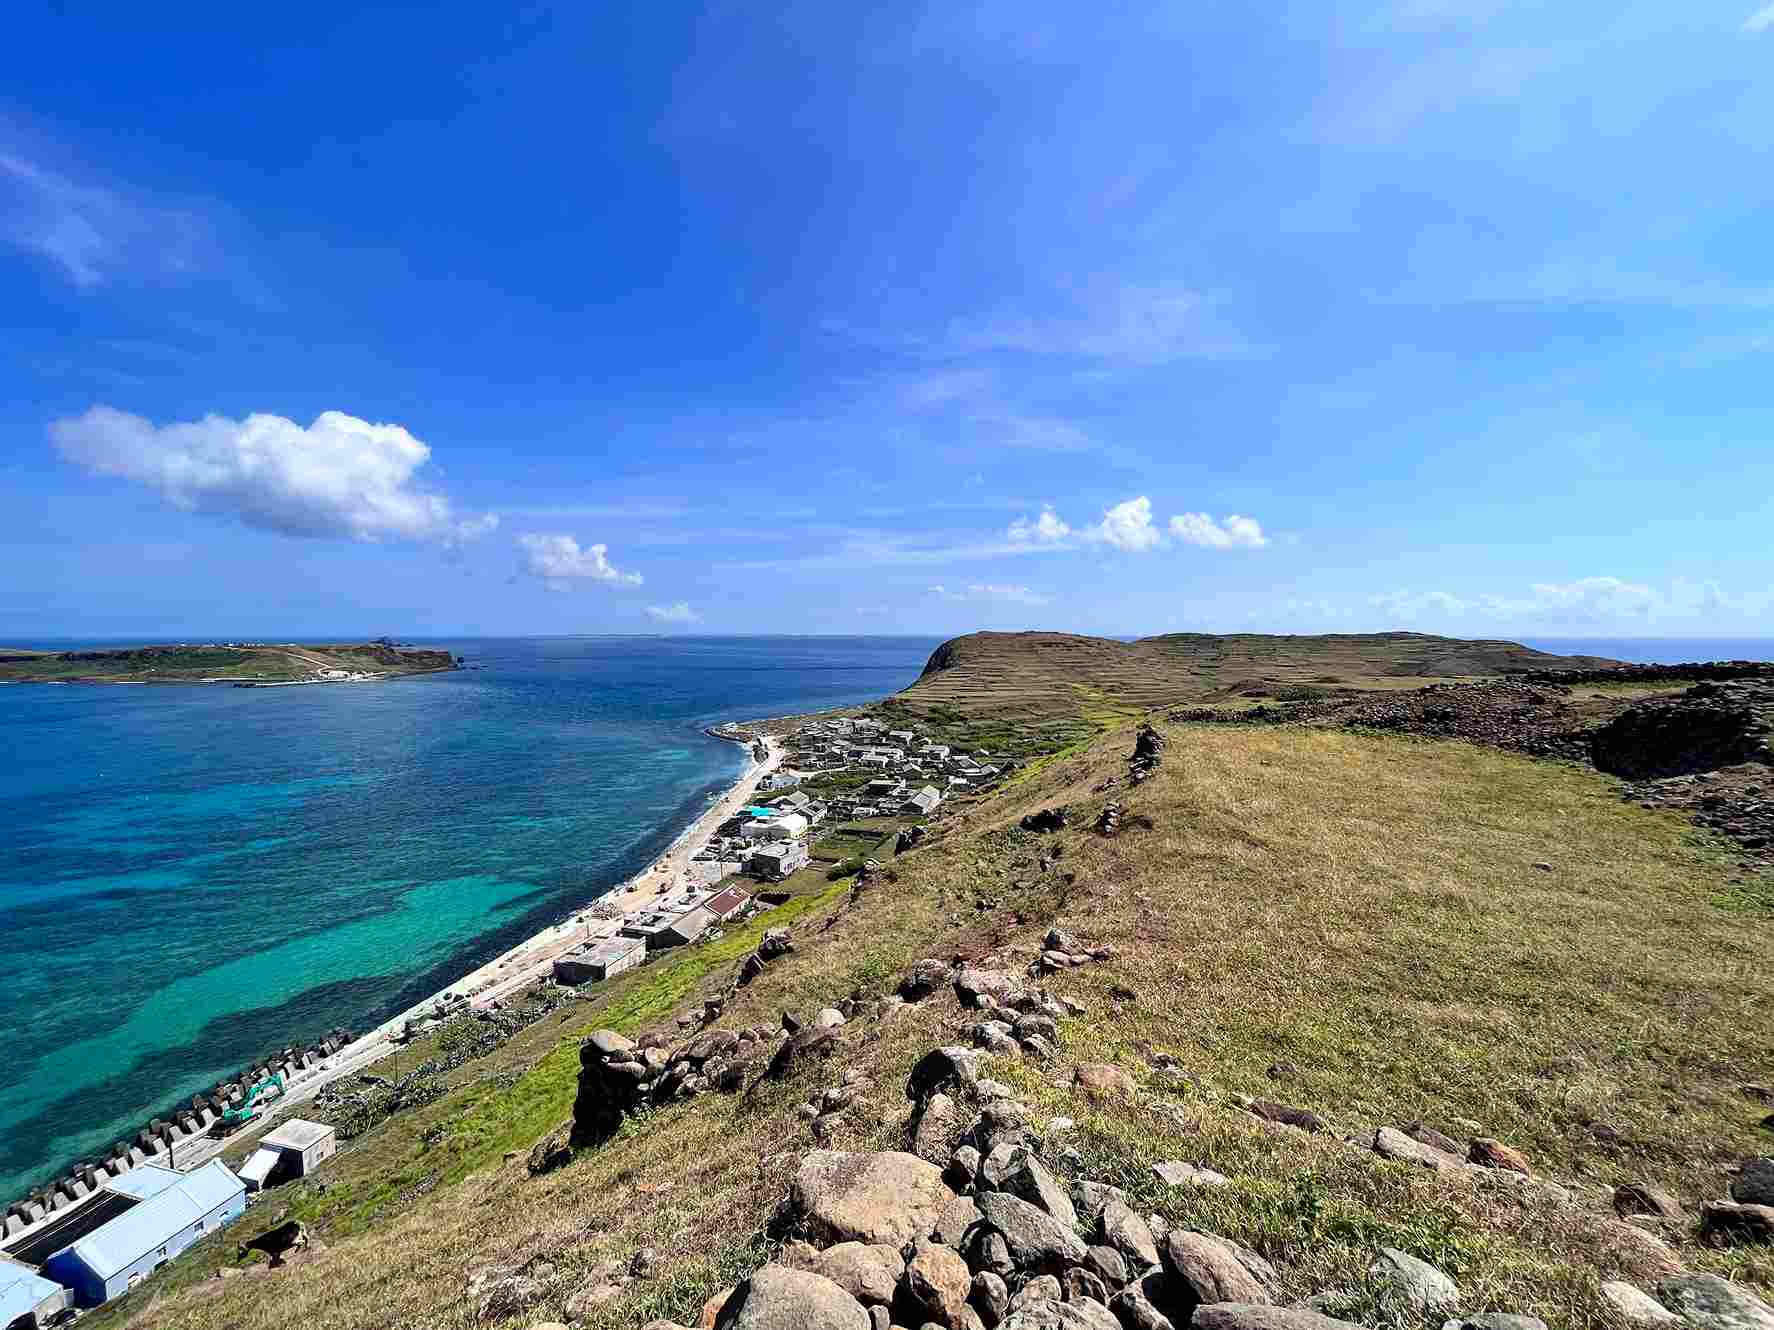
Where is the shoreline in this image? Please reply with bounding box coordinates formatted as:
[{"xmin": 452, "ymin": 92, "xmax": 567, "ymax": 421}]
[{"xmin": 208, "ymin": 728, "xmax": 787, "ymax": 1146}]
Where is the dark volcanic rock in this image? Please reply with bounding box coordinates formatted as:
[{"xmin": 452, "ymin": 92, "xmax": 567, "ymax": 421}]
[{"xmin": 1592, "ymin": 682, "xmax": 1774, "ymax": 780}]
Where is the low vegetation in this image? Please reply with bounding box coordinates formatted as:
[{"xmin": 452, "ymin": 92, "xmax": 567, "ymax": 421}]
[
  {"xmin": 0, "ymin": 641, "xmax": 456, "ymax": 684},
  {"xmin": 96, "ymin": 708, "xmax": 1774, "ymax": 1330}
]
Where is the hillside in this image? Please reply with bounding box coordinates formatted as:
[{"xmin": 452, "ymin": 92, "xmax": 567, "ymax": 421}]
[
  {"xmin": 86, "ymin": 697, "xmax": 1774, "ymax": 1330},
  {"xmin": 889, "ymin": 631, "xmax": 1624, "ymax": 749},
  {"xmin": 0, "ymin": 642, "xmax": 458, "ymax": 684}
]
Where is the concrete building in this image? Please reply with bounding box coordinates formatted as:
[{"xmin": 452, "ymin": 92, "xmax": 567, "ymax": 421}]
[
  {"xmin": 703, "ymin": 886, "xmax": 751, "ymax": 921},
  {"xmin": 237, "ymin": 1119, "xmax": 337, "ymax": 1192},
  {"xmin": 902, "ymin": 785, "xmax": 942, "ymax": 816},
  {"xmin": 41, "ymin": 1161, "xmax": 245, "ymax": 1307},
  {"xmin": 1, "ymin": 1258, "xmax": 70, "ymax": 1329},
  {"xmin": 553, "ymin": 934, "xmax": 645, "ymax": 985},
  {"xmin": 749, "ymin": 841, "xmax": 810, "ymax": 881},
  {"xmin": 742, "ymin": 812, "xmax": 807, "ymax": 842},
  {"xmin": 621, "ymin": 905, "xmax": 715, "ymax": 950}
]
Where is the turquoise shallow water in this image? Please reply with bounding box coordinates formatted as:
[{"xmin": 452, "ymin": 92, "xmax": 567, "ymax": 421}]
[{"xmin": 0, "ymin": 635, "xmax": 939, "ymax": 1198}]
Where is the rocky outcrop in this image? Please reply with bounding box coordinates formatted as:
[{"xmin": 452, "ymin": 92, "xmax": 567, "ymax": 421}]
[
  {"xmin": 1592, "ymin": 682, "xmax": 1774, "ymax": 779},
  {"xmin": 792, "ymin": 1150, "xmax": 952, "ymax": 1247}
]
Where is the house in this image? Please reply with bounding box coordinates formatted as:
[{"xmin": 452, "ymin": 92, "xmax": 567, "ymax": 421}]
[
  {"xmin": 919, "ymin": 744, "xmax": 951, "ymax": 760},
  {"xmin": 1, "ymin": 1259, "xmax": 71, "ymax": 1329},
  {"xmin": 237, "ymin": 1119, "xmax": 337, "ymax": 1193},
  {"xmin": 749, "ymin": 841, "xmax": 809, "ymax": 881},
  {"xmin": 888, "ymin": 730, "xmax": 915, "ymax": 743},
  {"xmin": 762, "ymin": 772, "xmax": 801, "ymax": 791},
  {"xmin": 42, "ymin": 1161, "xmax": 245, "ymax": 1307},
  {"xmin": 703, "ymin": 886, "xmax": 751, "ymax": 921},
  {"xmin": 553, "ymin": 934, "xmax": 646, "ymax": 984},
  {"xmin": 742, "ymin": 812, "xmax": 808, "ymax": 842},
  {"xmin": 901, "ymin": 785, "xmax": 942, "ymax": 816},
  {"xmin": 622, "ymin": 906, "xmax": 715, "ymax": 950}
]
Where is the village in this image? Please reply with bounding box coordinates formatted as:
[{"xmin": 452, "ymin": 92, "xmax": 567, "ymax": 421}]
[
  {"xmin": 1, "ymin": 712, "xmax": 1009, "ymax": 1327},
  {"xmin": 545, "ymin": 714, "xmax": 1007, "ymax": 990}
]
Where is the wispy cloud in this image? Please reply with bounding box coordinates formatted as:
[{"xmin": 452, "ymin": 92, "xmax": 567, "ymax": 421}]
[
  {"xmin": 644, "ymin": 601, "xmax": 700, "ymax": 623},
  {"xmin": 0, "ymin": 147, "xmax": 223, "ymax": 289},
  {"xmin": 929, "ymin": 582, "xmax": 1049, "ymax": 605},
  {"xmin": 517, "ymin": 533, "xmax": 642, "ymax": 588},
  {"xmin": 1007, "ymin": 504, "xmax": 1071, "ymax": 544},
  {"xmin": 1744, "ymin": 3, "xmax": 1774, "ymax": 33},
  {"xmin": 51, "ymin": 405, "xmax": 498, "ymax": 544}
]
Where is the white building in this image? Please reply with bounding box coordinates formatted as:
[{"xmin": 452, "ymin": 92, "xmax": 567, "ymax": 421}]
[{"xmin": 742, "ymin": 812, "xmax": 809, "ymax": 842}]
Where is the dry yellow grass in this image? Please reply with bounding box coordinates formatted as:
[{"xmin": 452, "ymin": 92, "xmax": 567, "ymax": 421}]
[{"xmin": 103, "ymin": 721, "xmax": 1774, "ymax": 1330}]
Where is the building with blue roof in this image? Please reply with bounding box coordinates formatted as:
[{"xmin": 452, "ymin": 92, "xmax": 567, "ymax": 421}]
[
  {"xmin": 42, "ymin": 1161, "xmax": 244, "ymax": 1308},
  {"xmin": 1, "ymin": 1258, "xmax": 71, "ymax": 1329}
]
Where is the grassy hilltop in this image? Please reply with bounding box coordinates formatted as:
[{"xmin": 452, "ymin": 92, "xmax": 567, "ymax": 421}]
[
  {"xmin": 83, "ymin": 631, "xmax": 1774, "ymax": 1330},
  {"xmin": 0, "ymin": 641, "xmax": 456, "ymax": 684}
]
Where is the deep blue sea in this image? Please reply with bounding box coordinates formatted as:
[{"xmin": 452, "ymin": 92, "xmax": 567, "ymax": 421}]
[
  {"xmin": 1520, "ymin": 638, "xmax": 1774, "ymax": 664},
  {"xmin": 0, "ymin": 635, "xmax": 940, "ymax": 1199}
]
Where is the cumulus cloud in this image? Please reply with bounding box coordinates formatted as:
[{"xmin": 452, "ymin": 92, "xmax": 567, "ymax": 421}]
[
  {"xmin": 1169, "ymin": 511, "xmax": 1268, "ymax": 549},
  {"xmin": 645, "ymin": 601, "xmax": 700, "ymax": 624},
  {"xmin": 50, "ymin": 405, "xmax": 497, "ymax": 543},
  {"xmin": 517, "ymin": 533, "xmax": 643, "ymax": 588},
  {"xmin": 1007, "ymin": 504, "xmax": 1072, "ymax": 544},
  {"xmin": 1084, "ymin": 496, "xmax": 1164, "ymax": 552},
  {"xmin": 1745, "ymin": 3, "xmax": 1774, "ymax": 33}
]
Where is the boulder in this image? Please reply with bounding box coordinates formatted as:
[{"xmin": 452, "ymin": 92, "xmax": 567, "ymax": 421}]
[
  {"xmin": 699, "ymin": 1289, "xmax": 736, "ymax": 1327},
  {"xmin": 973, "ymin": 1271, "xmax": 1010, "ymax": 1328},
  {"xmin": 1073, "ymin": 1064, "xmax": 1137, "ymax": 1101},
  {"xmin": 1369, "ymin": 1248, "xmax": 1459, "ymax": 1313},
  {"xmin": 1700, "ymin": 1200, "xmax": 1774, "ymax": 1245},
  {"xmin": 1403, "ymin": 1121, "xmax": 1464, "ymax": 1156},
  {"xmin": 902, "ymin": 959, "xmax": 957, "ymax": 1000},
  {"xmin": 1370, "ymin": 1127, "xmax": 1471, "ymax": 1174},
  {"xmin": 1468, "ymin": 1138, "xmax": 1530, "ymax": 1174},
  {"xmin": 812, "ymin": 1242, "xmax": 905, "ymax": 1306},
  {"xmin": 1192, "ymin": 1307, "xmax": 1369, "ymax": 1330},
  {"xmin": 956, "ymin": 968, "xmax": 1025, "ymax": 1009},
  {"xmin": 713, "ymin": 1265, "xmax": 871, "ymax": 1330},
  {"xmin": 974, "ymin": 1190, "xmax": 1090, "ymax": 1274},
  {"xmin": 998, "ymin": 1298, "xmax": 1119, "ymax": 1330},
  {"xmin": 766, "ymin": 1027, "xmax": 838, "ymax": 1081},
  {"xmin": 1616, "ymin": 1184, "xmax": 1686, "ymax": 1221},
  {"xmin": 1013, "ymin": 1278, "xmax": 1064, "ymax": 1311},
  {"xmin": 914, "ymin": 1093, "xmax": 964, "ymax": 1165},
  {"xmin": 1599, "ymin": 1281, "xmax": 1683, "ymax": 1327},
  {"xmin": 477, "ymin": 1274, "xmax": 542, "ymax": 1321},
  {"xmin": 1151, "ymin": 1161, "xmax": 1228, "ymax": 1189},
  {"xmin": 793, "ymin": 1151, "xmax": 953, "ymax": 1247},
  {"xmin": 1066, "ymin": 1270, "xmax": 1111, "ymax": 1306},
  {"xmin": 909, "ymin": 1047, "xmax": 984, "ymax": 1104},
  {"xmin": 1733, "ymin": 1160, "xmax": 1774, "ymax": 1207},
  {"xmin": 1441, "ymin": 1317, "xmax": 1545, "ymax": 1330},
  {"xmin": 978, "ymin": 1145, "xmax": 1076, "ymax": 1226},
  {"xmin": 1655, "ymin": 1274, "xmax": 1774, "ymax": 1330},
  {"xmin": 904, "ymin": 1240, "xmax": 974, "ymax": 1330},
  {"xmin": 526, "ymin": 1123, "xmax": 572, "ymax": 1175},
  {"xmin": 933, "ymin": 1193, "xmax": 984, "ymax": 1248},
  {"xmin": 1162, "ymin": 1232, "xmax": 1270, "ymax": 1315},
  {"xmin": 1248, "ymin": 1102, "xmax": 1327, "ymax": 1134},
  {"xmin": 1099, "ymin": 1200, "xmax": 1160, "ymax": 1272},
  {"xmin": 1085, "ymin": 1247, "xmax": 1128, "ymax": 1292},
  {"xmin": 1110, "ymin": 1274, "xmax": 1177, "ymax": 1330}
]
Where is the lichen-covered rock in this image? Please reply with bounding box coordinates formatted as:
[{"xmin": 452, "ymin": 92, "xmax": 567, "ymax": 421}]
[
  {"xmin": 713, "ymin": 1264, "xmax": 870, "ymax": 1330},
  {"xmin": 1655, "ymin": 1274, "xmax": 1774, "ymax": 1330},
  {"xmin": 811, "ymin": 1242, "xmax": 905, "ymax": 1307},
  {"xmin": 1073, "ymin": 1064, "xmax": 1137, "ymax": 1101},
  {"xmin": 1162, "ymin": 1232, "xmax": 1270, "ymax": 1315},
  {"xmin": 973, "ymin": 1271, "xmax": 1010, "ymax": 1328},
  {"xmin": 1468, "ymin": 1138, "xmax": 1530, "ymax": 1175},
  {"xmin": 793, "ymin": 1150, "xmax": 953, "ymax": 1247},
  {"xmin": 1191, "ymin": 1306, "xmax": 1369, "ymax": 1330},
  {"xmin": 904, "ymin": 1240, "xmax": 974, "ymax": 1330},
  {"xmin": 1701, "ymin": 1200, "xmax": 1774, "ymax": 1245},
  {"xmin": 974, "ymin": 1190, "xmax": 1090, "ymax": 1274},
  {"xmin": 1099, "ymin": 1200, "xmax": 1159, "ymax": 1272},
  {"xmin": 1369, "ymin": 1248, "xmax": 1459, "ymax": 1313},
  {"xmin": 909, "ymin": 1047, "xmax": 984, "ymax": 1104},
  {"xmin": 526, "ymin": 1122, "xmax": 572, "ymax": 1175},
  {"xmin": 1600, "ymin": 1281, "xmax": 1683, "ymax": 1327},
  {"xmin": 1733, "ymin": 1160, "xmax": 1774, "ymax": 1207},
  {"xmin": 978, "ymin": 1145, "xmax": 1076, "ymax": 1226},
  {"xmin": 1616, "ymin": 1184, "xmax": 1686, "ymax": 1221},
  {"xmin": 914, "ymin": 1092, "xmax": 964, "ymax": 1165}
]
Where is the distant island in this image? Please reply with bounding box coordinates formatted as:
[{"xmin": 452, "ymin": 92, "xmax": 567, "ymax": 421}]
[{"xmin": 0, "ymin": 641, "xmax": 460, "ymax": 685}]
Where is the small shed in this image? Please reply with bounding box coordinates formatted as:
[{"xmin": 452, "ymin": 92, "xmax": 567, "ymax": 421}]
[
  {"xmin": 43, "ymin": 1160, "xmax": 245, "ymax": 1307},
  {"xmin": 1, "ymin": 1259, "xmax": 71, "ymax": 1330},
  {"xmin": 237, "ymin": 1119, "xmax": 337, "ymax": 1192}
]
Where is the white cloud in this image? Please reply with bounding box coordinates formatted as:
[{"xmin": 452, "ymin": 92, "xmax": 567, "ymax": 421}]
[
  {"xmin": 1745, "ymin": 4, "xmax": 1774, "ymax": 33},
  {"xmin": 0, "ymin": 149, "xmax": 220, "ymax": 289},
  {"xmin": 1084, "ymin": 496, "xmax": 1164, "ymax": 552},
  {"xmin": 941, "ymin": 286, "xmax": 1216, "ymax": 365},
  {"xmin": 1007, "ymin": 504, "xmax": 1072, "ymax": 544},
  {"xmin": 1169, "ymin": 511, "xmax": 1268, "ymax": 549},
  {"xmin": 517, "ymin": 533, "xmax": 643, "ymax": 588},
  {"xmin": 644, "ymin": 601, "xmax": 700, "ymax": 624},
  {"xmin": 929, "ymin": 583, "xmax": 1048, "ymax": 605},
  {"xmin": 51, "ymin": 405, "xmax": 497, "ymax": 543}
]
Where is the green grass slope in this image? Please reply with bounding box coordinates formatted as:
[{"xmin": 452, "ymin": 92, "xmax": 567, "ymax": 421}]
[{"xmin": 96, "ymin": 715, "xmax": 1774, "ymax": 1330}]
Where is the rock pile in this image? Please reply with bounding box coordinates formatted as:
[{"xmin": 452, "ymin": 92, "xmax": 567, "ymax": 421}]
[
  {"xmin": 1021, "ymin": 808, "xmax": 1070, "ymax": 833},
  {"xmin": 737, "ymin": 928, "xmax": 796, "ymax": 987},
  {"xmin": 1096, "ymin": 802, "xmax": 1123, "ymax": 837},
  {"xmin": 568, "ymin": 1025, "xmax": 770, "ymax": 1147},
  {"xmin": 1618, "ymin": 766, "xmax": 1774, "ymax": 866},
  {"xmin": 1591, "ymin": 682, "xmax": 1774, "ymax": 780},
  {"xmin": 1129, "ymin": 724, "xmax": 1167, "ymax": 785},
  {"xmin": 1524, "ymin": 662, "xmax": 1774, "ymax": 686}
]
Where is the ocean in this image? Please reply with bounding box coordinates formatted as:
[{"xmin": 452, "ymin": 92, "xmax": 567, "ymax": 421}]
[
  {"xmin": 1520, "ymin": 638, "xmax": 1774, "ymax": 664},
  {"xmin": 0, "ymin": 635, "xmax": 941, "ymax": 1199}
]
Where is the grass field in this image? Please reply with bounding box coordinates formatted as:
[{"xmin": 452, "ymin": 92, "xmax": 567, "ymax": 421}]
[
  {"xmin": 94, "ymin": 713, "xmax": 1774, "ymax": 1330},
  {"xmin": 0, "ymin": 642, "xmax": 455, "ymax": 684}
]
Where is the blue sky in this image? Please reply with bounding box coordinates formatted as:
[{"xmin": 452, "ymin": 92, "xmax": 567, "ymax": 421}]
[{"xmin": 3, "ymin": 1, "xmax": 1772, "ymax": 640}]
